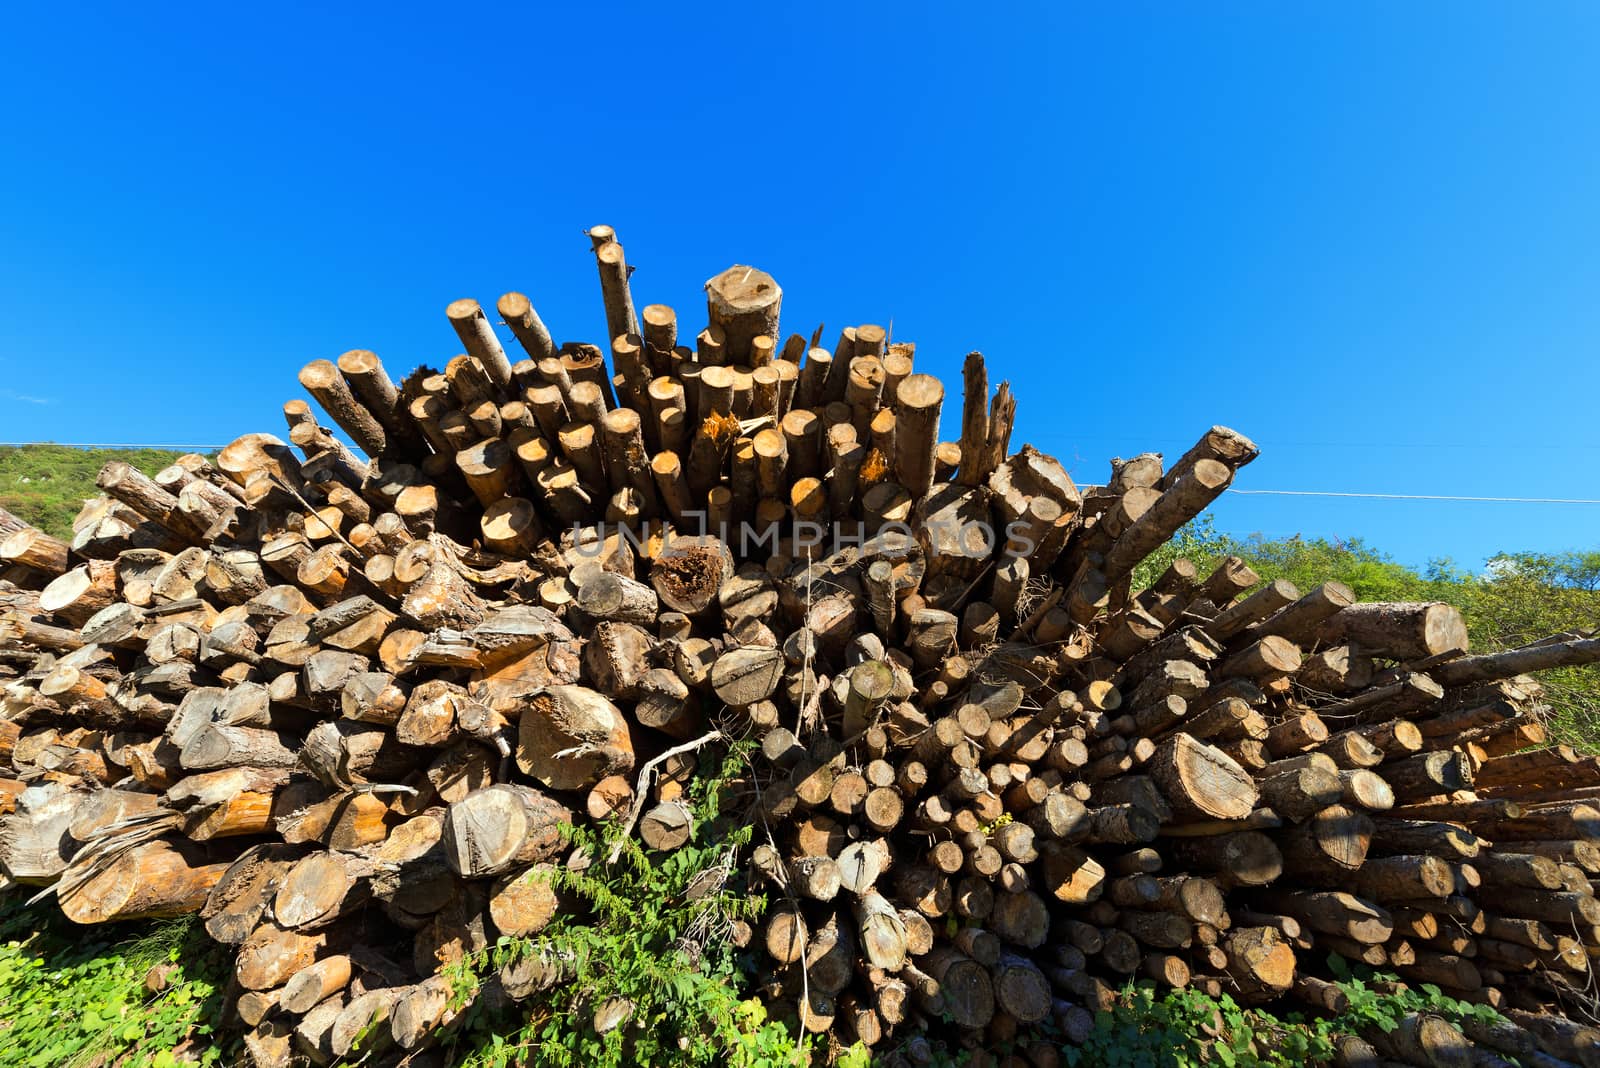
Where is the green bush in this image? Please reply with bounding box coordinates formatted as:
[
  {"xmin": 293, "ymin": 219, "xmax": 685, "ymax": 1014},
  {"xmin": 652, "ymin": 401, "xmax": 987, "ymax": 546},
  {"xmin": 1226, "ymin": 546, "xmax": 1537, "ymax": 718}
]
[
  {"xmin": 443, "ymin": 742, "xmax": 823, "ymax": 1068},
  {"xmin": 1059, "ymin": 962, "xmax": 1506, "ymax": 1068},
  {"xmin": 0, "ymin": 898, "xmax": 234, "ymax": 1068}
]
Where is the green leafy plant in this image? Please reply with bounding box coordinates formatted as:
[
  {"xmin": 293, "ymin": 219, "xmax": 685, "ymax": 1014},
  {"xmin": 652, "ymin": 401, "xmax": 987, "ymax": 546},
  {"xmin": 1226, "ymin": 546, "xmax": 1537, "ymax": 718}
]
[
  {"xmin": 443, "ymin": 741, "xmax": 813, "ymax": 1068},
  {"xmin": 1057, "ymin": 962, "xmax": 1510, "ymax": 1068},
  {"xmin": 0, "ymin": 899, "xmax": 234, "ymax": 1068}
]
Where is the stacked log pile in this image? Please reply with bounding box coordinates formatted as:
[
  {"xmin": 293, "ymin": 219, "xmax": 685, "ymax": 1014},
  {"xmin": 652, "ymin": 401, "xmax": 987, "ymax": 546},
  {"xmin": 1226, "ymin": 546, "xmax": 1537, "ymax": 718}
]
[{"xmin": 4, "ymin": 227, "xmax": 1600, "ymax": 1068}]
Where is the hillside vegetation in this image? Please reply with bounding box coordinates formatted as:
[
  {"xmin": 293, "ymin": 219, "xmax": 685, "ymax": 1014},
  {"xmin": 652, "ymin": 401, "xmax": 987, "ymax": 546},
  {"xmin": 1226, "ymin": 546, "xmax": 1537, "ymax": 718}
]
[
  {"xmin": 0, "ymin": 445, "xmax": 187, "ymax": 539},
  {"xmin": 1135, "ymin": 517, "xmax": 1600, "ymax": 747}
]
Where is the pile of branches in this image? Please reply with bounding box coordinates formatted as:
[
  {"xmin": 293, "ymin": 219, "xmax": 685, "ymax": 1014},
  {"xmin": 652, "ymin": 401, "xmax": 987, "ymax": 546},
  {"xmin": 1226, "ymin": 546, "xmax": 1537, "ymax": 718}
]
[{"xmin": 3, "ymin": 227, "xmax": 1600, "ymax": 1068}]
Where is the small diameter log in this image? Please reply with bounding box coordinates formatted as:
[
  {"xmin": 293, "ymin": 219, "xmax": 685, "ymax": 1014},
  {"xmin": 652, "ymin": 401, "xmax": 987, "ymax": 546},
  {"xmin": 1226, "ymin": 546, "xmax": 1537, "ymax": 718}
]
[
  {"xmin": 593, "ymin": 234, "xmax": 640, "ymax": 345},
  {"xmin": 1207, "ymin": 580, "xmax": 1301, "ymax": 643},
  {"xmin": 498, "ymin": 292, "xmax": 556, "ymax": 362},
  {"xmin": 1433, "ymin": 634, "xmax": 1600, "ymax": 687},
  {"xmin": 447, "ymin": 298, "xmax": 515, "ymax": 391},
  {"xmin": 1249, "ymin": 581, "xmax": 1356, "ymax": 644},
  {"xmin": 1162, "ymin": 426, "xmax": 1258, "ymax": 488},
  {"xmin": 299, "ymin": 359, "xmax": 387, "ymax": 457},
  {"xmin": 892, "ymin": 374, "xmax": 944, "ymax": 499},
  {"xmin": 279, "ymin": 955, "xmax": 354, "ymax": 1014},
  {"xmin": 1102, "ymin": 459, "xmax": 1233, "ymax": 581},
  {"xmin": 640, "ymin": 800, "xmax": 693, "ymax": 851}
]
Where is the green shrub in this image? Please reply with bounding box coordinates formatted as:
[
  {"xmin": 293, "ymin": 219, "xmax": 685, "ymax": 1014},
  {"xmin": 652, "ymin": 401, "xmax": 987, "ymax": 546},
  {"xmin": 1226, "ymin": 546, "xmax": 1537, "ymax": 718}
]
[
  {"xmin": 1058, "ymin": 962, "xmax": 1506, "ymax": 1068},
  {"xmin": 0, "ymin": 898, "xmax": 234, "ymax": 1068},
  {"xmin": 444, "ymin": 742, "xmax": 826, "ymax": 1068}
]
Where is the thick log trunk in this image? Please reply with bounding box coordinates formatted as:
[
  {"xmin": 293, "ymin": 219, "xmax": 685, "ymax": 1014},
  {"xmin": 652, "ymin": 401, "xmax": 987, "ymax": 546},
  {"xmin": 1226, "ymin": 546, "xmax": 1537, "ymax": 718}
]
[
  {"xmin": 60, "ymin": 837, "xmax": 230, "ymax": 923},
  {"xmin": 441, "ymin": 783, "xmax": 571, "ymax": 878}
]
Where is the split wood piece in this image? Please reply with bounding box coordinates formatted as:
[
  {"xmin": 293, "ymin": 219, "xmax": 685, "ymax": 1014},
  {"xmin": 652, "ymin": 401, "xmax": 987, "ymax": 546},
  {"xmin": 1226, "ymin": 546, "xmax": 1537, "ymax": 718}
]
[{"xmin": 200, "ymin": 843, "xmax": 308, "ymax": 944}]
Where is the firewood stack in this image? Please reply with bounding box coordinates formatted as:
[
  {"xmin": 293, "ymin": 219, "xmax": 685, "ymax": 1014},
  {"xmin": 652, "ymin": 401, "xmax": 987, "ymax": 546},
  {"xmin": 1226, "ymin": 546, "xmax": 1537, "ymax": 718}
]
[{"xmin": 4, "ymin": 226, "xmax": 1600, "ymax": 1068}]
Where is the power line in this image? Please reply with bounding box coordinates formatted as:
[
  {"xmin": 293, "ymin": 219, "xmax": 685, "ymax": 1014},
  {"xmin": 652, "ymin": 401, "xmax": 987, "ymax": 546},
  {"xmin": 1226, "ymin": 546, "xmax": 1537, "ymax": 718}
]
[{"xmin": 1228, "ymin": 489, "xmax": 1600, "ymax": 505}]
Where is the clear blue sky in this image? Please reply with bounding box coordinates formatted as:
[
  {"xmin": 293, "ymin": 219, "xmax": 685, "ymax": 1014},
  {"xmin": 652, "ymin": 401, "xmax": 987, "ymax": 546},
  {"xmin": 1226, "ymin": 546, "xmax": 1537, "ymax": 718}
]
[{"xmin": 2, "ymin": 4, "xmax": 1596, "ymax": 570}]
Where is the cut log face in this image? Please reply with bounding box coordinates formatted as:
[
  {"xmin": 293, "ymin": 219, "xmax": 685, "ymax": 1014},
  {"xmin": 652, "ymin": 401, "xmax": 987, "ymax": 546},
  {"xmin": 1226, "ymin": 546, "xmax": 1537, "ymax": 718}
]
[
  {"xmin": 515, "ymin": 685, "xmax": 634, "ymax": 792},
  {"xmin": 650, "ymin": 535, "xmax": 734, "ymax": 616},
  {"xmin": 0, "ymin": 782, "xmax": 79, "ymax": 883},
  {"xmin": 4, "ymin": 231, "xmax": 1600, "ymax": 1062},
  {"xmin": 1151, "ymin": 733, "xmax": 1258, "ymax": 821},
  {"xmin": 442, "ymin": 784, "xmax": 572, "ymax": 877}
]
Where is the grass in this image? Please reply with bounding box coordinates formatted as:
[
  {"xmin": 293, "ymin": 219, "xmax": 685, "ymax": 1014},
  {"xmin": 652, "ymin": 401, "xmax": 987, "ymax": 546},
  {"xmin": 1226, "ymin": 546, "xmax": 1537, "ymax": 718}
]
[
  {"xmin": 0, "ymin": 445, "xmax": 188, "ymax": 540},
  {"xmin": 0, "ymin": 896, "xmax": 234, "ymax": 1068}
]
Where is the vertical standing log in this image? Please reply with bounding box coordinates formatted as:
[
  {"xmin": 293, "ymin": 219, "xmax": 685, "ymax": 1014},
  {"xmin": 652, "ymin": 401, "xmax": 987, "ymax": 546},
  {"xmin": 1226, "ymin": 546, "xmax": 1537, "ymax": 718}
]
[
  {"xmin": 591, "ymin": 227, "xmax": 640, "ymax": 344},
  {"xmin": 893, "ymin": 375, "xmax": 944, "ymax": 500},
  {"xmin": 705, "ymin": 265, "xmax": 782, "ymax": 367}
]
